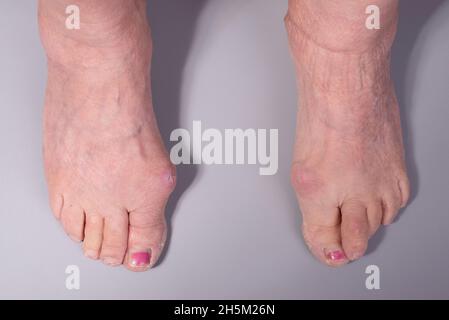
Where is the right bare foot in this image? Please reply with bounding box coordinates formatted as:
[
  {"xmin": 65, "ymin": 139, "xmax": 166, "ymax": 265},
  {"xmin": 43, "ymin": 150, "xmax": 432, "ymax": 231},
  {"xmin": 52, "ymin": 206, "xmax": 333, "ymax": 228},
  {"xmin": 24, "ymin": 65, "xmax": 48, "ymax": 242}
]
[
  {"xmin": 285, "ymin": 0, "xmax": 410, "ymax": 266},
  {"xmin": 38, "ymin": 0, "xmax": 175, "ymax": 271}
]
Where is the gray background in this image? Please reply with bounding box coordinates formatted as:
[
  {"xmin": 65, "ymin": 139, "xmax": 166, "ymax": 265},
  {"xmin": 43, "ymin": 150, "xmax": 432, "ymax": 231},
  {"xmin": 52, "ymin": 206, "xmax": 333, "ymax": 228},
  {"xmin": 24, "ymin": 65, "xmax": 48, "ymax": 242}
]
[{"xmin": 0, "ymin": 0, "xmax": 448, "ymax": 299}]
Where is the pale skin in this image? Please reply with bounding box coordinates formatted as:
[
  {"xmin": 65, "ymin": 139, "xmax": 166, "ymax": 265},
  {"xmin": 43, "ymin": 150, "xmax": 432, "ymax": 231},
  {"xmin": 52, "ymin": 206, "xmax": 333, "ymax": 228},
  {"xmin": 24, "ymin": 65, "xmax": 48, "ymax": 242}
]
[
  {"xmin": 39, "ymin": 0, "xmax": 175, "ymax": 271},
  {"xmin": 38, "ymin": 0, "xmax": 409, "ymax": 270},
  {"xmin": 286, "ymin": 0, "xmax": 409, "ymax": 266}
]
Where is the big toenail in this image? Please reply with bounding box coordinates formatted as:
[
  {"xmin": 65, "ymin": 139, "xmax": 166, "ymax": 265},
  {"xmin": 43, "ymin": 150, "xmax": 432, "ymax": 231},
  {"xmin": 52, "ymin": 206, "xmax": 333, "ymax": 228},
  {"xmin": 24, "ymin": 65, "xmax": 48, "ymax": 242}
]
[
  {"xmin": 326, "ymin": 250, "xmax": 346, "ymax": 261},
  {"xmin": 130, "ymin": 251, "xmax": 151, "ymax": 267}
]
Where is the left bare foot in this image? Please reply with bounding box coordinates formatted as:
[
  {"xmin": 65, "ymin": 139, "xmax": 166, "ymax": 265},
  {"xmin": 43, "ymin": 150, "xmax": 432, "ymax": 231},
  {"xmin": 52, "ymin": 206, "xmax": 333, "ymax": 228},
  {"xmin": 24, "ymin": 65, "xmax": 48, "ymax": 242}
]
[{"xmin": 285, "ymin": 0, "xmax": 410, "ymax": 266}]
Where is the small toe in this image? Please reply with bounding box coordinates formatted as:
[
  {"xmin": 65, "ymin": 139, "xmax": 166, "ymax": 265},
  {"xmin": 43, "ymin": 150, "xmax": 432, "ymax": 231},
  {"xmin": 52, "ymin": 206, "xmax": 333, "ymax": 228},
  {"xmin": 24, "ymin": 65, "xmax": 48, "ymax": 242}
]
[
  {"xmin": 100, "ymin": 212, "xmax": 128, "ymax": 266},
  {"xmin": 83, "ymin": 214, "xmax": 104, "ymax": 260},
  {"xmin": 367, "ymin": 200, "xmax": 383, "ymax": 236},
  {"xmin": 398, "ymin": 175, "xmax": 411, "ymax": 208},
  {"xmin": 49, "ymin": 193, "xmax": 64, "ymax": 220},
  {"xmin": 381, "ymin": 192, "xmax": 402, "ymax": 225},
  {"xmin": 341, "ymin": 201, "xmax": 369, "ymax": 261},
  {"xmin": 61, "ymin": 203, "xmax": 85, "ymax": 242}
]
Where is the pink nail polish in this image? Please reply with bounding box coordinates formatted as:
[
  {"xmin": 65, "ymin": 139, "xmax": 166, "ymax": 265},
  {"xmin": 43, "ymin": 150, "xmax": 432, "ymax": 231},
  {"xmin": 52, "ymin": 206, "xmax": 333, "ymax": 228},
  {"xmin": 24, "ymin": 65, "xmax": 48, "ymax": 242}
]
[
  {"xmin": 130, "ymin": 251, "xmax": 151, "ymax": 267},
  {"xmin": 326, "ymin": 250, "xmax": 346, "ymax": 261}
]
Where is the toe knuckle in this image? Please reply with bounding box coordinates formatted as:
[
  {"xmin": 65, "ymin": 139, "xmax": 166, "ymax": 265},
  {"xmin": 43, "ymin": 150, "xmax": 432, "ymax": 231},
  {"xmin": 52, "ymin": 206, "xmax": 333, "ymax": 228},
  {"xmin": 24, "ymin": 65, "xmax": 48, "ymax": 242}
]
[
  {"xmin": 130, "ymin": 211, "xmax": 165, "ymax": 228},
  {"xmin": 131, "ymin": 219, "xmax": 165, "ymax": 231},
  {"xmin": 101, "ymin": 242, "xmax": 127, "ymax": 252},
  {"xmin": 383, "ymin": 200, "xmax": 399, "ymax": 221}
]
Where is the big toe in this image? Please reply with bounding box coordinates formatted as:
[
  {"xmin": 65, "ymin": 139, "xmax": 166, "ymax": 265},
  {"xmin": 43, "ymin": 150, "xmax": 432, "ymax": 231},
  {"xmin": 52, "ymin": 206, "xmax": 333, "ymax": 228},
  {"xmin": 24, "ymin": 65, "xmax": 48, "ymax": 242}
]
[
  {"xmin": 302, "ymin": 222, "xmax": 348, "ymax": 267},
  {"xmin": 125, "ymin": 210, "xmax": 167, "ymax": 272},
  {"xmin": 300, "ymin": 204, "xmax": 347, "ymax": 267}
]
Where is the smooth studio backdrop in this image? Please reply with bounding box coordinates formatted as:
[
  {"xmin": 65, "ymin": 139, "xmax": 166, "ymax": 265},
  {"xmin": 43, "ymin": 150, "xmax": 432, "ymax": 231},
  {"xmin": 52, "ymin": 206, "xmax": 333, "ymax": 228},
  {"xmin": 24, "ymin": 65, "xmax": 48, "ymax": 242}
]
[{"xmin": 0, "ymin": 0, "xmax": 448, "ymax": 299}]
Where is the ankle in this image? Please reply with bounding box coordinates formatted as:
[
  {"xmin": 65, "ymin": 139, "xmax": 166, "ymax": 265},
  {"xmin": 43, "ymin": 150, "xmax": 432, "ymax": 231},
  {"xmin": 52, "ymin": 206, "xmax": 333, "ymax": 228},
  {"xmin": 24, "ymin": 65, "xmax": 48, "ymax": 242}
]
[
  {"xmin": 38, "ymin": 0, "xmax": 152, "ymax": 70},
  {"xmin": 286, "ymin": 18, "xmax": 394, "ymax": 94},
  {"xmin": 285, "ymin": 0, "xmax": 398, "ymax": 53}
]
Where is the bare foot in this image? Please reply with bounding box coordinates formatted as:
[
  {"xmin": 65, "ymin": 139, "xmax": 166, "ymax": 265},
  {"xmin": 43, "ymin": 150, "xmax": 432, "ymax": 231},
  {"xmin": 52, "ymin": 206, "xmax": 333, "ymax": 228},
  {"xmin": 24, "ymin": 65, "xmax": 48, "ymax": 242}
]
[
  {"xmin": 38, "ymin": 0, "xmax": 175, "ymax": 271},
  {"xmin": 285, "ymin": 0, "xmax": 410, "ymax": 266}
]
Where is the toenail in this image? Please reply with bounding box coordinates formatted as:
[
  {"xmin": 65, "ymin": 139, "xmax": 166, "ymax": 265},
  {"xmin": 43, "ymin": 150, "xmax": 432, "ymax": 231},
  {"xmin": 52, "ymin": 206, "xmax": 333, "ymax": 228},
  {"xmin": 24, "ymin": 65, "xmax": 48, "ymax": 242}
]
[
  {"xmin": 326, "ymin": 250, "xmax": 346, "ymax": 261},
  {"xmin": 130, "ymin": 251, "xmax": 151, "ymax": 267},
  {"xmin": 84, "ymin": 250, "xmax": 99, "ymax": 260},
  {"xmin": 102, "ymin": 257, "xmax": 121, "ymax": 266},
  {"xmin": 69, "ymin": 235, "xmax": 82, "ymax": 243},
  {"xmin": 349, "ymin": 252, "xmax": 363, "ymax": 260}
]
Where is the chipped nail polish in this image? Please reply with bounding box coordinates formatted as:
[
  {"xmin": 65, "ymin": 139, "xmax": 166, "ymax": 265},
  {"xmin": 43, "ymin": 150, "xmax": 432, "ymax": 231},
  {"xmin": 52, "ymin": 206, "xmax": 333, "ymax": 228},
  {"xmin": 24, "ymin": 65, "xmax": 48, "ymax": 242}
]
[
  {"xmin": 130, "ymin": 251, "xmax": 151, "ymax": 267},
  {"xmin": 326, "ymin": 250, "xmax": 346, "ymax": 261}
]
